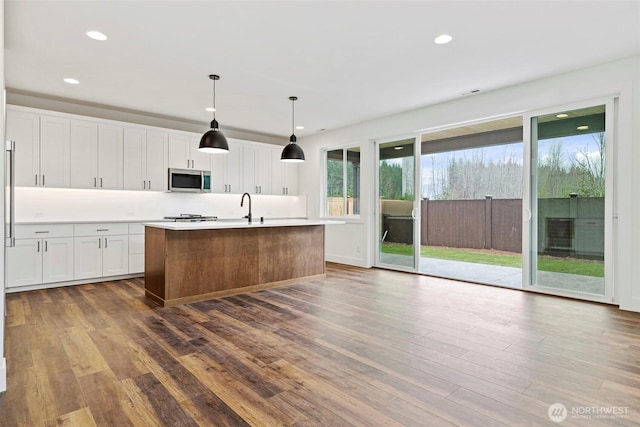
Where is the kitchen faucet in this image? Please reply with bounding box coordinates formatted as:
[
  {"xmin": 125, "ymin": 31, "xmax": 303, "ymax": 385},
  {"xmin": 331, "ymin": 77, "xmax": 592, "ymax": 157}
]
[{"xmin": 241, "ymin": 192, "xmax": 252, "ymax": 223}]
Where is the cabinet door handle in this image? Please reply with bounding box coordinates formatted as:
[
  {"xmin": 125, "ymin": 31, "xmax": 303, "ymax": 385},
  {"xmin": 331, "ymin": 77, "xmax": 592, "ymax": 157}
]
[
  {"xmin": 37, "ymin": 241, "xmax": 40, "ymax": 252},
  {"xmin": 100, "ymin": 177, "xmax": 103, "ymax": 188},
  {"xmin": 35, "ymin": 174, "xmax": 38, "ymax": 185},
  {"xmin": 143, "ymin": 180, "xmax": 146, "ymax": 190},
  {"xmin": 94, "ymin": 177, "xmax": 97, "ymax": 188},
  {"xmin": 42, "ymin": 175, "xmax": 45, "ymax": 186},
  {"xmin": 191, "ymin": 160, "xmax": 194, "ymax": 168},
  {"xmin": 104, "ymin": 237, "xmax": 108, "ymax": 248},
  {"xmin": 228, "ymin": 184, "xmax": 231, "ymax": 192},
  {"xmin": 96, "ymin": 229, "xmax": 109, "ymax": 232},
  {"xmin": 35, "ymin": 231, "xmax": 49, "ymax": 234},
  {"xmin": 187, "ymin": 160, "xmax": 190, "ymax": 168},
  {"xmin": 98, "ymin": 238, "xmax": 101, "ymax": 249},
  {"xmin": 148, "ymin": 180, "xmax": 151, "ymax": 189},
  {"xmin": 44, "ymin": 241, "xmax": 48, "ymax": 252}
]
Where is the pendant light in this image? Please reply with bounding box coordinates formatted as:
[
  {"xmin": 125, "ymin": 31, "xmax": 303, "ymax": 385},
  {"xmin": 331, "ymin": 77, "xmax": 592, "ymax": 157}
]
[
  {"xmin": 281, "ymin": 96, "xmax": 305, "ymax": 162},
  {"xmin": 199, "ymin": 74, "xmax": 229, "ymax": 153}
]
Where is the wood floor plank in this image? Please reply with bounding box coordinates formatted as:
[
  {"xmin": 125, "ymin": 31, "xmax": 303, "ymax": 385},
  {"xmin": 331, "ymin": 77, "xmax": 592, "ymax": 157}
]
[
  {"xmin": 2, "ymin": 264, "xmax": 640, "ymax": 426},
  {"xmin": 54, "ymin": 407, "xmax": 97, "ymax": 427}
]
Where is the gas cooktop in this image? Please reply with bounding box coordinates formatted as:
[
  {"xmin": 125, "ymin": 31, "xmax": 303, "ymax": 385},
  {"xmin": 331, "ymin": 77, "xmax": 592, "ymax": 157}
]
[{"xmin": 164, "ymin": 214, "xmax": 218, "ymax": 222}]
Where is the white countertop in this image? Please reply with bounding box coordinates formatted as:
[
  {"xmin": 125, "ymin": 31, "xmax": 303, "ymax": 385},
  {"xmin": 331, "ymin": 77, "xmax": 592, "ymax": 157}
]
[{"xmin": 144, "ymin": 219, "xmax": 345, "ymax": 230}]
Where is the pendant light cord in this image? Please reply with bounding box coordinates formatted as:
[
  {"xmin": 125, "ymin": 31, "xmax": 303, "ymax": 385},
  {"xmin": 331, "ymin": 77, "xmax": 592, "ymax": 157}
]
[
  {"xmin": 212, "ymin": 78, "xmax": 216, "ymax": 121},
  {"xmin": 291, "ymin": 98, "xmax": 295, "ymax": 136}
]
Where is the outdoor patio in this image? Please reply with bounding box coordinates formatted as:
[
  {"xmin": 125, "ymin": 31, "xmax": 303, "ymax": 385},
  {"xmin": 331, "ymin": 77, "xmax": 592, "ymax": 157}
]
[{"xmin": 379, "ymin": 253, "xmax": 605, "ymax": 295}]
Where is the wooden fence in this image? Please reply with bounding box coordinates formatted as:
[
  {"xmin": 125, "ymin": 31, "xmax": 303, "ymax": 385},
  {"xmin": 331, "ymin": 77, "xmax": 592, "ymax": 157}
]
[
  {"xmin": 382, "ymin": 197, "xmax": 522, "ymax": 253},
  {"xmin": 420, "ymin": 197, "xmax": 522, "ymax": 253}
]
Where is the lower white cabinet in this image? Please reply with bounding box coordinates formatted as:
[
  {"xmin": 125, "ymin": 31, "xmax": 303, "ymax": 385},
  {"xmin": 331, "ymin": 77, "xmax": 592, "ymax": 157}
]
[
  {"xmin": 74, "ymin": 224, "xmax": 129, "ymax": 280},
  {"xmin": 128, "ymin": 223, "xmax": 145, "ymax": 274},
  {"xmin": 7, "ymin": 225, "xmax": 74, "ymax": 288}
]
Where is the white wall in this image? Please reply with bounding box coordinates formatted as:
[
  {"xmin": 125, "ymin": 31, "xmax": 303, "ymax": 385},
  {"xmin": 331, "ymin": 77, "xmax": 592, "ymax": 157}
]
[
  {"xmin": 15, "ymin": 188, "xmax": 306, "ymax": 223},
  {"xmin": 300, "ymin": 55, "xmax": 640, "ymax": 311}
]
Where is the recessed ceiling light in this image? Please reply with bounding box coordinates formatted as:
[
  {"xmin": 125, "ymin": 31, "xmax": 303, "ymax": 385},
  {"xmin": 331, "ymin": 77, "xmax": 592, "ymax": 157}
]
[
  {"xmin": 434, "ymin": 34, "xmax": 453, "ymax": 44},
  {"xmin": 63, "ymin": 78, "xmax": 80, "ymax": 85},
  {"xmin": 556, "ymin": 113, "xmax": 569, "ymax": 118},
  {"xmin": 296, "ymin": 125, "xmax": 304, "ymax": 130},
  {"xmin": 86, "ymin": 31, "xmax": 107, "ymax": 41},
  {"xmin": 394, "ymin": 146, "xmax": 404, "ymax": 150},
  {"xmin": 205, "ymin": 107, "xmax": 216, "ymax": 112},
  {"xmin": 577, "ymin": 125, "xmax": 589, "ymax": 130}
]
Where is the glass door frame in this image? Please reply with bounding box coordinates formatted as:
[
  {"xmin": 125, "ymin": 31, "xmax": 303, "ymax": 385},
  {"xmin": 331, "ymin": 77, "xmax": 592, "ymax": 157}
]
[
  {"xmin": 522, "ymin": 97, "xmax": 615, "ymax": 304},
  {"xmin": 373, "ymin": 134, "xmax": 421, "ymax": 273}
]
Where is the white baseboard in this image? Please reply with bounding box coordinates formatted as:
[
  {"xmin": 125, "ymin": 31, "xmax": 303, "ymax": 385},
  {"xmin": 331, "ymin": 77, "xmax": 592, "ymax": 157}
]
[
  {"xmin": 0, "ymin": 357, "xmax": 6, "ymax": 393},
  {"xmin": 326, "ymin": 255, "xmax": 370, "ymax": 268}
]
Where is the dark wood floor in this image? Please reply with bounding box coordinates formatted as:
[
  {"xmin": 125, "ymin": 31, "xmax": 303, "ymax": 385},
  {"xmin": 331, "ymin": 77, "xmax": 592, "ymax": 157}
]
[{"xmin": 1, "ymin": 264, "xmax": 639, "ymax": 426}]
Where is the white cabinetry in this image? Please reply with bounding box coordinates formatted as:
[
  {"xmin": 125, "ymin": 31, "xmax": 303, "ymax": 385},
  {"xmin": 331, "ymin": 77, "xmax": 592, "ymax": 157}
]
[
  {"xmin": 74, "ymin": 224, "xmax": 129, "ymax": 280},
  {"xmin": 6, "ymin": 225, "xmax": 74, "ymax": 288},
  {"xmin": 70, "ymin": 120, "xmax": 98, "ymax": 188},
  {"xmin": 242, "ymin": 143, "xmax": 271, "ymax": 194},
  {"xmin": 210, "ymin": 139, "xmax": 242, "ymax": 193},
  {"xmin": 128, "ymin": 223, "xmax": 145, "ymax": 274},
  {"xmin": 124, "ymin": 128, "xmax": 168, "ymax": 191},
  {"xmin": 6, "ymin": 110, "xmax": 71, "ymax": 188},
  {"xmin": 6, "ymin": 110, "xmax": 40, "ymax": 187},
  {"xmin": 168, "ymin": 133, "xmax": 210, "ymax": 170},
  {"xmin": 69, "ymin": 122, "xmax": 123, "ymax": 189},
  {"xmin": 98, "ymin": 124, "xmax": 124, "ymax": 189},
  {"xmin": 270, "ymin": 146, "xmax": 298, "ymax": 195}
]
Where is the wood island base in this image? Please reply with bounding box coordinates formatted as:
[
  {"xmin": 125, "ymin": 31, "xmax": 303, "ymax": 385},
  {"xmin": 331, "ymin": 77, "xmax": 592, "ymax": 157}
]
[{"xmin": 144, "ymin": 224, "xmax": 326, "ymax": 307}]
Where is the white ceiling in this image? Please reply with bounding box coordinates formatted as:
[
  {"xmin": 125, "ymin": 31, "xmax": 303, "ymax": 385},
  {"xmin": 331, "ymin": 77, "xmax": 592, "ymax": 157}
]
[{"xmin": 5, "ymin": 1, "xmax": 640, "ymax": 139}]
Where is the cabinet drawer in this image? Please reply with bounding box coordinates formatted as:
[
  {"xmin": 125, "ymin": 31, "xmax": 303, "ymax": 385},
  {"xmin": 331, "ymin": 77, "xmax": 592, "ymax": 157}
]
[
  {"xmin": 74, "ymin": 223, "xmax": 128, "ymax": 237},
  {"xmin": 15, "ymin": 224, "xmax": 74, "ymax": 239},
  {"xmin": 128, "ymin": 223, "xmax": 145, "ymax": 235}
]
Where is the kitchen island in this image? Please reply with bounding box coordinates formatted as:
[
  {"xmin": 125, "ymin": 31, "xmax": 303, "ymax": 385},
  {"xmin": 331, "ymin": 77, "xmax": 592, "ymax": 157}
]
[{"xmin": 143, "ymin": 220, "xmax": 342, "ymax": 306}]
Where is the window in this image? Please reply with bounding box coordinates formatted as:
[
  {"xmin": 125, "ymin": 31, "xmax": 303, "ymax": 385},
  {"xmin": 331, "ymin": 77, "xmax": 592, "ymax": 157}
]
[{"xmin": 326, "ymin": 147, "xmax": 360, "ymax": 216}]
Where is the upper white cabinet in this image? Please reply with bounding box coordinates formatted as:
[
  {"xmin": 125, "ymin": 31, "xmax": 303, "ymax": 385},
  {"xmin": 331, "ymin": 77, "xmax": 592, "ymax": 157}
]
[
  {"xmin": 7, "ymin": 110, "xmax": 70, "ymax": 188},
  {"xmin": 69, "ymin": 122, "xmax": 123, "ymax": 189},
  {"xmin": 98, "ymin": 124, "xmax": 124, "ymax": 189},
  {"xmin": 70, "ymin": 120, "xmax": 98, "ymax": 188},
  {"xmin": 168, "ymin": 133, "xmax": 210, "ymax": 170},
  {"xmin": 271, "ymin": 146, "xmax": 298, "ymax": 196},
  {"xmin": 242, "ymin": 143, "xmax": 271, "ymax": 195},
  {"xmin": 39, "ymin": 116, "xmax": 71, "ymax": 188},
  {"xmin": 210, "ymin": 139, "xmax": 242, "ymax": 193},
  {"xmin": 124, "ymin": 128, "xmax": 168, "ymax": 191},
  {"xmin": 6, "ymin": 110, "xmax": 41, "ymax": 187}
]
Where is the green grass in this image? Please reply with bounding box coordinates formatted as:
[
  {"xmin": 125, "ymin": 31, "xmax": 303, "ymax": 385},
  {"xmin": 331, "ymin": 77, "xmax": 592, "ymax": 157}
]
[{"xmin": 380, "ymin": 244, "xmax": 604, "ymax": 277}]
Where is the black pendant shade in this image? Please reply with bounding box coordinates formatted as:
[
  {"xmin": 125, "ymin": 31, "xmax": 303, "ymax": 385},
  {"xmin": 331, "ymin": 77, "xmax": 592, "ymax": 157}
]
[
  {"xmin": 199, "ymin": 75, "xmax": 229, "ymax": 153},
  {"xmin": 281, "ymin": 96, "xmax": 305, "ymax": 162}
]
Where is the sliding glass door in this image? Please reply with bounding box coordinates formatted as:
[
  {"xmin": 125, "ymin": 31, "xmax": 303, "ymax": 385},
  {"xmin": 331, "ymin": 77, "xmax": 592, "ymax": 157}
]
[
  {"xmin": 375, "ymin": 137, "xmax": 419, "ymax": 272},
  {"xmin": 527, "ymin": 101, "xmax": 613, "ymax": 301}
]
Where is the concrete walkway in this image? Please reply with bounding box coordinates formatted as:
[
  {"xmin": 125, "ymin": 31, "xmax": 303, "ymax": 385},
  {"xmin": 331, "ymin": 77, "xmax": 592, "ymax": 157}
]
[{"xmin": 379, "ymin": 253, "xmax": 605, "ymax": 295}]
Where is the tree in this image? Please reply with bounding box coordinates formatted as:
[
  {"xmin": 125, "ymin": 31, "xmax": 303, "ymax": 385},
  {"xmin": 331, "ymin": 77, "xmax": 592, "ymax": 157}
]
[{"xmin": 571, "ymin": 132, "xmax": 605, "ymax": 197}]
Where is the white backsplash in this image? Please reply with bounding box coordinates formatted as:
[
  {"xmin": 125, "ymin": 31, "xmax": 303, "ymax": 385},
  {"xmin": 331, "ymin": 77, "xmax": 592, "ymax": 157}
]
[{"xmin": 16, "ymin": 187, "xmax": 307, "ymax": 223}]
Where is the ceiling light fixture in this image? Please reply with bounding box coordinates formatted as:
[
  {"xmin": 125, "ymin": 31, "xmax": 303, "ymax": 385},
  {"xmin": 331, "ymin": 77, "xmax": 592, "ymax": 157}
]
[
  {"xmin": 205, "ymin": 107, "xmax": 215, "ymax": 112},
  {"xmin": 296, "ymin": 125, "xmax": 305, "ymax": 130},
  {"xmin": 86, "ymin": 31, "xmax": 107, "ymax": 41},
  {"xmin": 63, "ymin": 78, "xmax": 79, "ymax": 85},
  {"xmin": 198, "ymin": 74, "xmax": 229, "ymax": 153},
  {"xmin": 577, "ymin": 125, "xmax": 589, "ymax": 130},
  {"xmin": 434, "ymin": 34, "xmax": 453, "ymax": 44},
  {"xmin": 281, "ymin": 96, "xmax": 305, "ymax": 163},
  {"xmin": 394, "ymin": 146, "xmax": 404, "ymax": 150},
  {"xmin": 556, "ymin": 113, "xmax": 569, "ymax": 118}
]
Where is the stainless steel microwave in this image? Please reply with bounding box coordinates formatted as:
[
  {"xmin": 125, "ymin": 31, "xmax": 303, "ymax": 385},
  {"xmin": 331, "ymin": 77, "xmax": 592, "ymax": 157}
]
[{"xmin": 168, "ymin": 168, "xmax": 211, "ymax": 193}]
